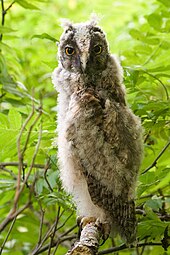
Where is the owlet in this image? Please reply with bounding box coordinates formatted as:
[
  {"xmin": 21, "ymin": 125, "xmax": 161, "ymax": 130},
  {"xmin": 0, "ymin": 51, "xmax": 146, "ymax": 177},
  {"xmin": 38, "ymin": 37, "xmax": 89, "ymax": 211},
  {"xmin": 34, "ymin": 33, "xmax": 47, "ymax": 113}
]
[{"xmin": 52, "ymin": 18, "xmax": 143, "ymax": 243}]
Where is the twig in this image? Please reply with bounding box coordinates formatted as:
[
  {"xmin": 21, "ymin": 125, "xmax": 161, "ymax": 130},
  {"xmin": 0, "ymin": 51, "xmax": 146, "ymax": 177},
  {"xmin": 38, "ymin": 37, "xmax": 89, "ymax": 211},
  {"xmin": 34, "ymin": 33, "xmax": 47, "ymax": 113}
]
[
  {"xmin": 20, "ymin": 119, "xmax": 42, "ymax": 194},
  {"xmin": 142, "ymin": 70, "xmax": 169, "ymax": 100},
  {"xmin": 44, "ymin": 158, "xmax": 53, "ymax": 192},
  {"xmin": 32, "ymin": 235, "xmax": 77, "ymax": 255},
  {"xmin": 142, "ymin": 140, "xmax": 170, "ymax": 174},
  {"xmin": 143, "ymin": 42, "xmax": 162, "ymax": 66},
  {"xmin": 0, "ymin": 0, "xmax": 15, "ymax": 40},
  {"xmin": 98, "ymin": 242, "xmax": 162, "ymax": 254},
  {"xmin": 31, "ymin": 217, "xmax": 60, "ymax": 255},
  {"xmin": 0, "ymin": 0, "xmax": 5, "ymax": 39},
  {"xmin": 48, "ymin": 206, "xmax": 61, "ymax": 255},
  {"xmin": 57, "ymin": 212, "xmax": 74, "ymax": 232},
  {"xmin": 0, "ymin": 162, "xmax": 45, "ymax": 169},
  {"xmin": 140, "ymin": 238, "xmax": 148, "ymax": 255},
  {"xmin": 0, "ymin": 108, "xmax": 42, "ymax": 233},
  {"xmin": 14, "ymin": 104, "xmax": 35, "ymax": 213},
  {"xmin": 0, "ymin": 217, "xmax": 16, "ymax": 254},
  {"xmin": 14, "ymin": 107, "xmax": 42, "ymax": 211},
  {"xmin": 37, "ymin": 206, "xmax": 45, "ymax": 246},
  {"xmin": 31, "ymin": 222, "xmax": 77, "ymax": 255},
  {"xmin": 59, "ymin": 224, "xmax": 77, "ymax": 238},
  {"xmin": 0, "ymin": 201, "xmax": 30, "ymax": 232},
  {"xmin": 5, "ymin": 1, "xmax": 15, "ymax": 12},
  {"xmin": 0, "ymin": 167, "xmax": 17, "ymax": 179}
]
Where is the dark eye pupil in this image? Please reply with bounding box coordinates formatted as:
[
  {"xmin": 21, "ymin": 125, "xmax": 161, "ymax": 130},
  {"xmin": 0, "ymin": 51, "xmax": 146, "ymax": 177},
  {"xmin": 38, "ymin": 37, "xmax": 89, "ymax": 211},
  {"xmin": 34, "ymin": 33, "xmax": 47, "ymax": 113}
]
[
  {"xmin": 65, "ymin": 47, "xmax": 74, "ymax": 55},
  {"xmin": 94, "ymin": 45, "xmax": 102, "ymax": 54}
]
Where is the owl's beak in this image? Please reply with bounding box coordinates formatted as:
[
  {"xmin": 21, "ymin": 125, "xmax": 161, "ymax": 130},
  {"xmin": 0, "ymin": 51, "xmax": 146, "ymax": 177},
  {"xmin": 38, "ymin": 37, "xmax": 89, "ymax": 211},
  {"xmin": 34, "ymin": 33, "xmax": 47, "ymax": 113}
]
[{"xmin": 80, "ymin": 52, "xmax": 88, "ymax": 72}]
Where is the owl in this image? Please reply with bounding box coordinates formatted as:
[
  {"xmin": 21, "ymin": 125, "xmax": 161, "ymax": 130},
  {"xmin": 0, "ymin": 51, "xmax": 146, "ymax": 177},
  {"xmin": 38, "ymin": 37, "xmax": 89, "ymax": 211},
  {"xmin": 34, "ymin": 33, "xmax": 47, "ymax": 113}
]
[{"xmin": 52, "ymin": 18, "xmax": 143, "ymax": 244}]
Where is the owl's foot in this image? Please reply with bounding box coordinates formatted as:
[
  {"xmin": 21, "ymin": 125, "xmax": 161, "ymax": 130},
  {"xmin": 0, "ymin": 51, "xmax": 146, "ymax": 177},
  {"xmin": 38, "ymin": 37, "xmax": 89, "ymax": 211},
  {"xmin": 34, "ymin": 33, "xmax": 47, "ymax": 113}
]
[{"xmin": 77, "ymin": 216, "xmax": 110, "ymax": 244}]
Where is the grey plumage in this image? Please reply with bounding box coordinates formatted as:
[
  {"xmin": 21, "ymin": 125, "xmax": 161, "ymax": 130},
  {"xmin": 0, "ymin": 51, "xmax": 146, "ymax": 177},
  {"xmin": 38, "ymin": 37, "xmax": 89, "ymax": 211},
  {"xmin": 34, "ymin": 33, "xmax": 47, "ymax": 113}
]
[{"xmin": 52, "ymin": 18, "xmax": 143, "ymax": 243}]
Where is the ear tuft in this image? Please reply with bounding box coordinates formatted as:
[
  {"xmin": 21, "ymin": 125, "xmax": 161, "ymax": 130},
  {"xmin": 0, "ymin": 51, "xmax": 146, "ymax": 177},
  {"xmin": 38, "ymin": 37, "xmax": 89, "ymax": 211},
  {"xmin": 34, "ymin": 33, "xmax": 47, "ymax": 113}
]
[
  {"xmin": 90, "ymin": 13, "xmax": 102, "ymax": 26},
  {"xmin": 60, "ymin": 18, "xmax": 73, "ymax": 30}
]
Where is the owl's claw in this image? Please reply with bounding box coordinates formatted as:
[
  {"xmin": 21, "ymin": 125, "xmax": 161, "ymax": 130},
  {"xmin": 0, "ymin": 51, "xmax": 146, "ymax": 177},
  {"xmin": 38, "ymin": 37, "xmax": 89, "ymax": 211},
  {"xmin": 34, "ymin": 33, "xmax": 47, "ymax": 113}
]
[
  {"xmin": 77, "ymin": 216, "xmax": 110, "ymax": 244},
  {"xmin": 100, "ymin": 221, "xmax": 111, "ymax": 244}
]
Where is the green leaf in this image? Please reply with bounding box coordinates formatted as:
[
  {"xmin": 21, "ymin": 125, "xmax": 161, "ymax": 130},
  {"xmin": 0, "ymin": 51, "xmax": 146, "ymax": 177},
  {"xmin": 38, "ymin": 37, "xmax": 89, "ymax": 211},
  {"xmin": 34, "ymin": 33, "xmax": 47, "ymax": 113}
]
[
  {"xmin": 150, "ymin": 170, "xmax": 170, "ymax": 192},
  {"xmin": 32, "ymin": 33, "xmax": 58, "ymax": 42},
  {"xmin": 147, "ymin": 13, "xmax": 162, "ymax": 30},
  {"xmin": 138, "ymin": 220, "xmax": 169, "ymax": 240},
  {"xmin": 129, "ymin": 29, "xmax": 144, "ymax": 40},
  {"xmin": 15, "ymin": 0, "xmax": 39, "ymax": 9},
  {"xmin": 147, "ymin": 64, "xmax": 170, "ymax": 72},
  {"xmin": 158, "ymin": 0, "xmax": 170, "ymax": 7},
  {"xmin": 8, "ymin": 108, "xmax": 22, "ymax": 130},
  {"xmin": 145, "ymin": 196, "xmax": 163, "ymax": 211},
  {"xmin": 0, "ymin": 113, "xmax": 9, "ymax": 127},
  {"xmin": 0, "ymin": 26, "xmax": 16, "ymax": 34}
]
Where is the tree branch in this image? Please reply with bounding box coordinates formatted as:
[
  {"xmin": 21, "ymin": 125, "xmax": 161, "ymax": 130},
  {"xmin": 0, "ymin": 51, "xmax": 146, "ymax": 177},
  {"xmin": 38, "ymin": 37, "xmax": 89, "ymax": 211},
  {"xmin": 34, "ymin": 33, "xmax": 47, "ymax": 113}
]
[
  {"xmin": 0, "ymin": 106, "xmax": 42, "ymax": 233},
  {"xmin": 0, "ymin": 0, "xmax": 15, "ymax": 40},
  {"xmin": 98, "ymin": 242, "xmax": 163, "ymax": 254},
  {"xmin": 0, "ymin": 162, "xmax": 45, "ymax": 169},
  {"xmin": 142, "ymin": 140, "xmax": 170, "ymax": 174},
  {"xmin": 142, "ymin": 70, "xmax": 169, "ymax": 100},
  {"xmin": 0, "ymin": 217, "xmax": 16, "ymax": 253},
  {"xmin": 66, "ymin": 218, "xmax": 102, "ymax": 255}
]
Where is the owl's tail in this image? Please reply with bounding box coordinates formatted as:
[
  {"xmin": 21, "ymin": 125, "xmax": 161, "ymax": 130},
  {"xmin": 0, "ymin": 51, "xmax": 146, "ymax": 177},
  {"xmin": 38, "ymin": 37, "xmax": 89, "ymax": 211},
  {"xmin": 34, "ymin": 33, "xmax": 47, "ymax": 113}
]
[
  {"xmin": 86, "ymin": 174, "xmax": 137, "ymax": 244},
  {"xmin": 114, "ymin": 199, "xmax": 137, "ymax": 244}
]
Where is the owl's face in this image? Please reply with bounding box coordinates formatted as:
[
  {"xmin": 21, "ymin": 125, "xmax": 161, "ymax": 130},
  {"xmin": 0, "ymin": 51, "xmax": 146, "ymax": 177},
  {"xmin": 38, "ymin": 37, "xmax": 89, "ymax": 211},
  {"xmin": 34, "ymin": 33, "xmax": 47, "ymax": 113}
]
[{"xmin": 58, "ymin": 22, "xmax": 109, "ymax": 75}]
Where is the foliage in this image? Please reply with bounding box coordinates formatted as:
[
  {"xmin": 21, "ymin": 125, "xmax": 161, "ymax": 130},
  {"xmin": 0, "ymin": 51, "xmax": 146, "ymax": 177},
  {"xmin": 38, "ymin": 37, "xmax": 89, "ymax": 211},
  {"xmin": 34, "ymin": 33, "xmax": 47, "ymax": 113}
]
[{"xmin": 0, "ymin": 0, "xmax": 170, "ymax": 254}]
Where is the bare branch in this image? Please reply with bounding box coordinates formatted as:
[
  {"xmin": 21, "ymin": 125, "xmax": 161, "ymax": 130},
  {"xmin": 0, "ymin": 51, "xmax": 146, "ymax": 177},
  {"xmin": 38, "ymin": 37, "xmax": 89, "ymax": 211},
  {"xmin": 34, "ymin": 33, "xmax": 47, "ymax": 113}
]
[
  {"xmin": 37, "ymin": 206, "xmax": 45, "ymax": 246},
  {"xmin": 0, "ymin": 201, "xmax": 30, "ymax": 232},
  {"xmin": 48, "ymin": 206, "xmax": 61, "ymax": 254},
  {"xmin": 98, "ymin": 242, "xmax": 162, "ymax": 254},
  {"xmin": 0, "ymin": 107, "xmax": 42, "ymax": 233},
  {"xmin": 31, "ymin": 218, "xmax": 60, "ymax": 255},
  {"xmin": 0, "ymin": 162, "xmax": 45, "ymax": 169},
  {"xmin": 32, "ymin": 235, "xmax": 77, "ymax": 255},
  {"xmin": 0, "ymin": 217, "xmax": 16, "ymax": 253},
  {"xmin": 5, "ymin": 1, "xmax": 15, "ymax": 12},
  {"xmin": 20, "ymin": 119, "xmax": 42, "ymax": 194},
  {"xmin": 57, "ymin": 212, "xmax": 74, "ymax": 232},
  {"xmin": 14, "ymin": 104, "xmax": 35, "ymax": 213},
  {"xmin": 142, "ymin": 140, "xmax": 170, "ymax": 174},
  {"xmin": 44, "ymin": 158, "xmax": 53, "ymax": 192}
]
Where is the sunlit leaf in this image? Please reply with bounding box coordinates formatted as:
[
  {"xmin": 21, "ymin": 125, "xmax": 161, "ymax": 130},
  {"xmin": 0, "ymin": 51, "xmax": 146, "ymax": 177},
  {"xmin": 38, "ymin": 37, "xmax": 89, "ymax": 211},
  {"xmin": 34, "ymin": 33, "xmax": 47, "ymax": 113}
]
[
  {"xmin": 0, "ymin": 26, "xmax": 16, "ymax": 33},
  {"xmin": 8, "ymin": 108, "xmax": 22, "ymax": 130},
  {"xmin": 147, "ymin": 13, "xmax": 162, "ymax": 30},
  {"xmin": 32, "ymin": 33, "xmax": 58, "ymax": 42},
  {"xmin": 158, "ymin": 0, "xmax": 170, "ymax": 7},
  {"xmin": 15, "ymin": 0, "xmax": 39, "ymax": 9}
]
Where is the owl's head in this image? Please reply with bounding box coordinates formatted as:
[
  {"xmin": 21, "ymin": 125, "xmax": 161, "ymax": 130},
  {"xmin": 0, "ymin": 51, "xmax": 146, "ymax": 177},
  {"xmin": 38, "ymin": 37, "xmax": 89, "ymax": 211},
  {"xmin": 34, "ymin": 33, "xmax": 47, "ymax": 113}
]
[{"xmin": 58, "ymin": 19, "xmax": 109, "ymax": 75}]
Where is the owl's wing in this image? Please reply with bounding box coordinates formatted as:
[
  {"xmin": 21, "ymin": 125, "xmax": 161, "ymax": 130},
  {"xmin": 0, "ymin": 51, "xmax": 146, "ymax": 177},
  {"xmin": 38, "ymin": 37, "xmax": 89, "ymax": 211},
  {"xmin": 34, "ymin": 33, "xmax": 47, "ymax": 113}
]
[{"xmin": 66, "ymin": 89, "xmax": 139, "ymax": 243}]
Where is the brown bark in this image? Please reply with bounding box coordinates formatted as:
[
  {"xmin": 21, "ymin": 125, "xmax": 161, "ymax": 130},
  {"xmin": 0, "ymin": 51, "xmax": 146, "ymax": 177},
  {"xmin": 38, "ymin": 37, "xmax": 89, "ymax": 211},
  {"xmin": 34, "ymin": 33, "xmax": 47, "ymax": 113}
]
[{"xmin": 66, "ymin": 218, "xmax": 102, "ymax": 255}]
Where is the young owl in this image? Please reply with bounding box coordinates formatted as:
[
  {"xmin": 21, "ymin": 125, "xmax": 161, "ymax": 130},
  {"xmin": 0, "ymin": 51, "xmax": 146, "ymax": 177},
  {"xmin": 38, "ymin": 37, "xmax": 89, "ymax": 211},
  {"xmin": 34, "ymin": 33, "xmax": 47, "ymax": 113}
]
[{"xmin": 52, "ymin": 18, "xmax": 143, "ymax": 243}]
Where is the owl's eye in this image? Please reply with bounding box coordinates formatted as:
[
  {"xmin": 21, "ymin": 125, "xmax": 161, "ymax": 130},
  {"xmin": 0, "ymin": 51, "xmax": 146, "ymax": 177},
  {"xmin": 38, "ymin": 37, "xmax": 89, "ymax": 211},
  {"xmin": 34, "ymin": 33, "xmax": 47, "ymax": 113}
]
[
  {"xmin": 65, "ymin": 47, "xmax": 75, "ymax": 56},
  {"xmin": 93, "ymin": 45, "xmax": 102, "ymax": 55}
]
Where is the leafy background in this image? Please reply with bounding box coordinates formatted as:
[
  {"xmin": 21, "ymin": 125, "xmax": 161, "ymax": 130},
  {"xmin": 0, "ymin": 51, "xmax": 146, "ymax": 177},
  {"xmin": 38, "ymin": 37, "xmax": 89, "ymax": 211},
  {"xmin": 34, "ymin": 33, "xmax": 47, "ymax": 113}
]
[{"xmin": 0, "ymin": 0, "xmax": 170, "ymax": 254}]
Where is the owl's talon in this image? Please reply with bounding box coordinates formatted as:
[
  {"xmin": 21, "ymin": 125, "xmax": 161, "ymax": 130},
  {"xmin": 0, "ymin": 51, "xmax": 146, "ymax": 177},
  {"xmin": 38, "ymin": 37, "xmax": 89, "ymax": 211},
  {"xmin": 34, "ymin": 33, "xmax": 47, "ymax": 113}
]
[
  {"xmin": 77, "ymin": 217, "xmax": 110, "ymax": 245},
  {"xmin": 80, "ymin": 216, "xmax": 97, "ymax": 229},
  {"xmin": 77, "ymin": 216, "xmax": 97, "ymax": 239},
  {"xmin": 101, "ymin": 221, "xmax": 111, "ymax": 244}
]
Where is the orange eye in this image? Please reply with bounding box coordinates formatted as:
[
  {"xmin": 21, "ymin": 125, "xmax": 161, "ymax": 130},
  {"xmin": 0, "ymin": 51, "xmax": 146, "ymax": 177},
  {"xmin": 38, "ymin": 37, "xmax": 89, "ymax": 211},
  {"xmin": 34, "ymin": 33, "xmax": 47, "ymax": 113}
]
[
  {"xmin": 65, "ymin": 47, "xmax": 75, "ymax": 56},
  {"xmin": 94, "ymin": 45, "xmax": 102, "ymax": 55}
]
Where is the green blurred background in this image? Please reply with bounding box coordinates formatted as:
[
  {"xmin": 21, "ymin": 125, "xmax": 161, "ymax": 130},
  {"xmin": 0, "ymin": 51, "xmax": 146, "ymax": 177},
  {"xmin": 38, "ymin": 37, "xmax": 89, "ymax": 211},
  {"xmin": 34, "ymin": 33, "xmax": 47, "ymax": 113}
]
[{"xmin": 0, "ymin": 0, "xmax": 170, "ymax": 254}]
